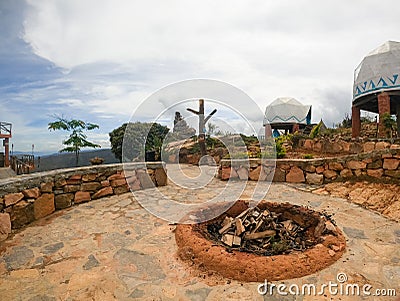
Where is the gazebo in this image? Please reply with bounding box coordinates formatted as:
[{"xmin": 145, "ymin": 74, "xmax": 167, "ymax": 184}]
[
  {"xmin": 352, "ymin": 40, "xmax": 400, "ymax": 137},
  {"xmin": 263, "ymin": 97, "xmax": 311, "ymax": 137}
]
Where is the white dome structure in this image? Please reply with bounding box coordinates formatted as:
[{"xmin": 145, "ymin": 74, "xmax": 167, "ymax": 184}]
[
  {"xmin": 263, "ymin": 97, "xmax": 311, "ymax": 137},
  {"xmin": 263, "ymin": 97, "xmax": 311, "ymax": 126},
  {"xmin": 354, "ymin": 40, "xmax": 400, "ymax": 103},
  {"xmin": 352, "ymin": 41, "xmax": 400, "ymax": 138}
]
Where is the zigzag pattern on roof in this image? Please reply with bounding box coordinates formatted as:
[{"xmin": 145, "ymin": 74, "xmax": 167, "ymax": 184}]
[
  {"xmin": 267, "ymin": 115, "xmax": 308, "ymax": 123},
  {"xmin": 354, "ymin": 74, "xmax": 399, "ymax": 98}
]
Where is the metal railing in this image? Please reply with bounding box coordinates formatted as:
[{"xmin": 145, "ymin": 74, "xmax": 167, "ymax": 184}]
[
  {"xmin": 0, "ymin": 121, "xmax": 12, "ymax": 138},
  {"xmin": 10, "ymin": 155, "xmax": 34, "ymax": 175}
]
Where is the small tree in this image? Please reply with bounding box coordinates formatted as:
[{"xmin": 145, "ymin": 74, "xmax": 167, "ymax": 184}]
[
  {"xmin": 109, "ymin": 123, "xmax": 127, "ymax": 162},
  {"xmin": 339, "ymin": 113, "xmax": 352, "ymax": 128},
  {"xmin": 109, "ymin": 122, "xmax": 169, "ymax": 162},
  {"xmin": 48, "ymin": 116, "xmax": 101, "ymax": 166},
  {"xmin": 207, "ymin": 123, "xmax": 217, "ymax": 136}
]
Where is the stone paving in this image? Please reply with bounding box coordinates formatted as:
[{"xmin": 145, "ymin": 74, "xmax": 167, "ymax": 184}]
[
  {"xmin": 0, "ymin": 167, "xmax": 16, "ymax": 180},
  {"xmin": 0, "ymin": 165, "xmax": 399, "ymax": 300}
]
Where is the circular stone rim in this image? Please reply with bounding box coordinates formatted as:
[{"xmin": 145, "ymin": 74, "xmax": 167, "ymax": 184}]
[{"xmin": 175, "ymin": 200, "xmax": 346, "ymax": 282}]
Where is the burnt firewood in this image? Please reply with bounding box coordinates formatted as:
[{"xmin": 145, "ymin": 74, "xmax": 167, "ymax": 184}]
[
  {"xmin": 219, "ymin": 218, "xmax": 235, "ymax": 235},
  {"xmin": 221, "ymin": 233, "xmax": 234, "ymax": 246},
  {"xmin": 244, "ymin": 230, "xmax": 276, "ymax": 240},
  {"xmin": 207, "ymin": 205, "xmax": 332, "ymax": 255},
  {"xmin": 235, "ymin": 219, "xmax": 245, "ymax": 235}
]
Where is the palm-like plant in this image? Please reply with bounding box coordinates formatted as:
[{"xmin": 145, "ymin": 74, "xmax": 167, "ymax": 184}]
[{"xmin": 48, "ymin": 116, "xmax": 101, "ymax": 166}]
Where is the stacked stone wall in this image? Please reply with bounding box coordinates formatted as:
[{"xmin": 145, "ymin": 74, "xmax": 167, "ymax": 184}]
[
  {"xmin": 297, "ymin": 138, "xmax": 399, "ymax": 155},
  {"xmin": 219, "ymin": 149, "xmax": 400, "ymax": 185}
]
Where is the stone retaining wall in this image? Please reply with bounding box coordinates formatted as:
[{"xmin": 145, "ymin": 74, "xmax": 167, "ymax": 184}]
[
  {"xmin": 0, "ymin": 162, "xmax": 167, "ymax": 241},
  {"xmin": 297, "ymin": 137, "xmax": 399, "ymax": 155},
  {"xmin": 219, "ymin": 149, "xmax": 400, "ymax": 184}
]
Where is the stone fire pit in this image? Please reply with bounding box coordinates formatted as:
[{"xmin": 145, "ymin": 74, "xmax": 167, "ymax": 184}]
[{"xmin": 175, "ymin": 200, "xmax": 346, "ymax": 282}]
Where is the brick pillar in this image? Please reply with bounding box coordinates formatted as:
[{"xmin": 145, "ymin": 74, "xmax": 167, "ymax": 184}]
[
  {"xmin": 396, "ymin": 102, "xmax": 400, "ymax": 138},
  {"xmin": 4, "ymin": 138, "xmax": 9, "ymax": 167},
  {"xmin": 378, "ymin": 92, "xmax": 391, "ymax": 138},
  {"xmin": 265, "ymin": 125, "xmax": 272, "ymax": 138},
  {"xmin": 292, "ymin": 123, "xmax": 299, "ymax": 133},
  {"xmin": 351, "ymin": 105, "xmax": 361, "ymax": 138}
]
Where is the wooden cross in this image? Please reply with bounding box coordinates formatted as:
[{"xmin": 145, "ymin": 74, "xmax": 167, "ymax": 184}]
[{"xmin": 187, "ymin": 99, "xmax": 217, "ymax": 156}]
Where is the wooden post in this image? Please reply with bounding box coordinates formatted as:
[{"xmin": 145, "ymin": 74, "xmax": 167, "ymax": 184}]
[
  {"xmin": 198, "ymin": 99, "xmax": 206, "ymax": 156},
  {"xmin": 187, "ymin": 99, "xmax": 217, "ymax": 157}
]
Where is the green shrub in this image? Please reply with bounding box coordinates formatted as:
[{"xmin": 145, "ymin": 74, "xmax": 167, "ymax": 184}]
[
  {"xmin": 224, "ymin": 151, "xmax": 262, "ymax": 159},
  {"xmin": 381, "ymin": 113, "xmax": 396, "ymax": 138},
  {"xmin": 310, "ymin": 123, "xmax": 321, "ymax": 139},
  {"xmin": 188, "ymin": 143, "xmax": 200, "ymax": 154},
  {"xmin": 239, "ymin": 134, "xmax": 259, "ymax": 146},
  {"xmin": 206, "ymin": 136, "xmax": 224, "ymax": 149},
  {"xmin": 260, "ymin": 137, "xmax": 286, "ymax": 159},
  {"xmin": 275, "ymin": 141, "xmax": 286, "ymax": 158},
  {"xmin": 323, "ymin": 128, "xmax": 339, "ymax": 137}
]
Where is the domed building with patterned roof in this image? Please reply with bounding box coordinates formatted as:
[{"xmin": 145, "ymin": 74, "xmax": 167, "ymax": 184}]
[
  {"xmin": 352, "ymin": 40, "xmax": 400, "ymax": 137},
  {"xmin": 263, "ymin": 97, "xmax": 311, "ymax": 137}
]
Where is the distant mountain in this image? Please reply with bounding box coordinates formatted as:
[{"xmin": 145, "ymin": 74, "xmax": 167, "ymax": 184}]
[
  {"xmin": 12, "ymin": 151, "xmax": 52, "ymax": 157},
  {"xmin": 33, "ymin": 149, "xmax": 119, "ymax": 172}
]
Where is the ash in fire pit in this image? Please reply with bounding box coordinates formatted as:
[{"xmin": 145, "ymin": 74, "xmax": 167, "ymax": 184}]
[
  {"xmin": 175, "ymin": 200, "xmax": 346, "ymax": 282},
  {"xmin": 207, "ymin": 204, "xmax": 337, "ymax": 256}
]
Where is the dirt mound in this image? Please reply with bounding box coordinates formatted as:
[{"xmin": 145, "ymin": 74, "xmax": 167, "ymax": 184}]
[{"xmin": 313, "ymin": 182, "xmax": 400, "ymax": 221}]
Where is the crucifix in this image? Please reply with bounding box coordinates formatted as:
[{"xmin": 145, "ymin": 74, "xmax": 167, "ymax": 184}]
[{"xmin": 187, "ymin": 99, "xmax": 217, "ymax": 156}]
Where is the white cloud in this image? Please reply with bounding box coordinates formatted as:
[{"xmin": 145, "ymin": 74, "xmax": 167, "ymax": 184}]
[
  {"xmin": 51, "ymin": 98, "xmax": 85, "ymax": 107},
  {"xmin": 23, "ymin": 1, "xmax": 278, "ymax": 68}
]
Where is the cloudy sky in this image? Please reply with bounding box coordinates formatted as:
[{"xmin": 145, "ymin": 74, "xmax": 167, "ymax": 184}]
[{"xmin": 1, "ymin": 0, "xmax": 400, "ymax": 153}]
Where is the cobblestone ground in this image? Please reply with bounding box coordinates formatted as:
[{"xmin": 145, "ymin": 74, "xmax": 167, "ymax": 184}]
[{"xmin": 0, "ymin": 165, "xmax": 399, "ymax": 300}]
